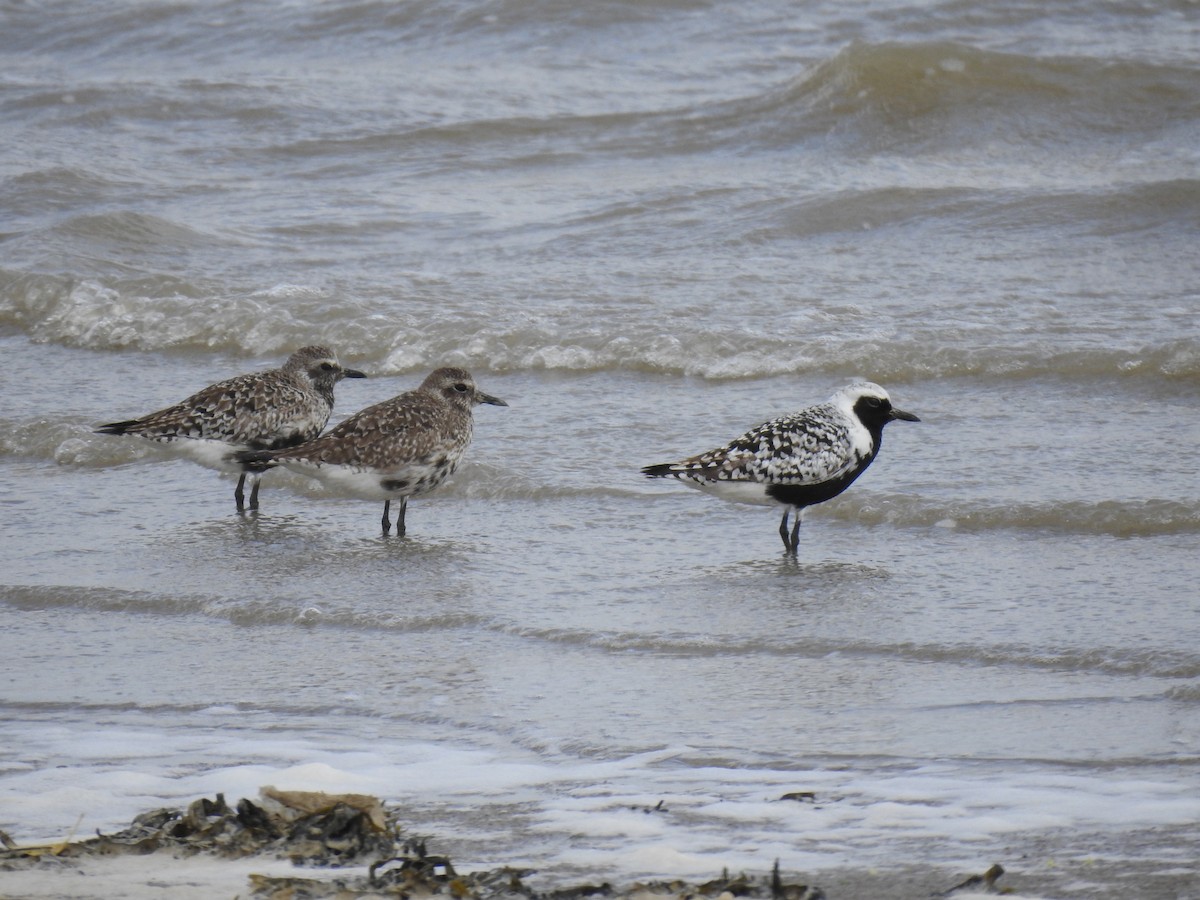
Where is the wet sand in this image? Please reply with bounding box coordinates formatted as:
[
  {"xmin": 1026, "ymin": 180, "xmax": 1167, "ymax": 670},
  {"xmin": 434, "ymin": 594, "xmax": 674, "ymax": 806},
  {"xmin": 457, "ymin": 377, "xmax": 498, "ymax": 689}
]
[
  {"xmin": 5, "ymin": 850, "xmax": 1197, "ymax": 900},
  {"xmin": 2, "ymin": 791, "xmax": 1195, "ymax": 900}
]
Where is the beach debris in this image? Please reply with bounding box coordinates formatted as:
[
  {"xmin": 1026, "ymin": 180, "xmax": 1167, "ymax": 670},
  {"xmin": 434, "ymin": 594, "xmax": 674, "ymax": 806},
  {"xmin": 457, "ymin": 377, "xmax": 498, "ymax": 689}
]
[
  {"xmin": 778, "ymin": 792, "xmax": 817, "ymax": 803},
  {"xmin": 368, "ymin": 836, "xmax": 458, "ymax": 888},
  {"xmin": 613, "ymin": 864, "xmax": 824, "ymax": 900},
  {"xmin": 1, "ymin": 791, "xmax": 828, "ymax": 900},
  {"xmin": 260, "ymin": 786, "xmax": 386, "ymax": 823},
  {"xmin": 0, "ymin": 788, "xmax": 399, "ymax": 866},
  {"xmin": 631, "ymin": 799, "xmax": 668, "ymax": 814},
  {"xmin": 935, "ymin": 863, "xmax": 1007, "ymax": 895},
  {"xmin": 249, "ymin": 852, "xmax": 827, "ymax": 899},
  {"xmin": 771, "ymin": 859, "xmax": 824, "ymax": 900}
]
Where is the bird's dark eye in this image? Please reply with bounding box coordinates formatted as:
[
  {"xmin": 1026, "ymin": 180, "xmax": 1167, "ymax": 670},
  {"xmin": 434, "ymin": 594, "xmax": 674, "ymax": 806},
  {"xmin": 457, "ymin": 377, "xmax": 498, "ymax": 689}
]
[
  {"xmin": 866, "ymin": 397, "xmax": 882, "ymax": 408},
  {"xmin": 320, "ymin": 362, "xmax": 336, "ymax": 371},
  {"xmin": 453, "ymin": 383, "xmax": 469, "ymax": 393}
]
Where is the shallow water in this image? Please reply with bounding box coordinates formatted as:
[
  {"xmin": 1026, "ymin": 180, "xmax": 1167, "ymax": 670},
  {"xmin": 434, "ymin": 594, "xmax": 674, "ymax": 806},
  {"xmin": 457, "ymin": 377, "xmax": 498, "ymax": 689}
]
[{"xmin": 2, "ymin": 2, "xmax": 1199, "ymax": 897}]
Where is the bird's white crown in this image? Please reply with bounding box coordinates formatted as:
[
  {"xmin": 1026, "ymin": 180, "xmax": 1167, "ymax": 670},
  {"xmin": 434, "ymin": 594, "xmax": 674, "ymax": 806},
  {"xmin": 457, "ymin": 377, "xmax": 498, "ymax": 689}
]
[{"xmin": 829, "ymin": 381, "xmax": 891, "ymax": 416}]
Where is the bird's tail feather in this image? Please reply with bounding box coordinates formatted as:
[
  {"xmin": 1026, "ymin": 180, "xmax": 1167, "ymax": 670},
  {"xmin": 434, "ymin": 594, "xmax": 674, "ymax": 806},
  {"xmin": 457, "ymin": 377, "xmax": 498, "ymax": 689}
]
[
  {"xmin": 641, "ymin": 463, "xmax": 678, "ymax": 478},
  {"xmin": 95, "ymin": 420, "xmax": 140, "ymax": 435}
]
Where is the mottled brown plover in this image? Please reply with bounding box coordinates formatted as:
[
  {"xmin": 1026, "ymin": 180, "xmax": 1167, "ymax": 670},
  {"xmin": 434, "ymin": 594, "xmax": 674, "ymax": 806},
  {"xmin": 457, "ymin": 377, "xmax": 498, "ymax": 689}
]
[
  {"xmin": 96, "ymin": 346, "xmax": 366, "ymax": 511},
  {"xmin": 237, "ymin": 366, "xmax": 507, "ymax": 535}
]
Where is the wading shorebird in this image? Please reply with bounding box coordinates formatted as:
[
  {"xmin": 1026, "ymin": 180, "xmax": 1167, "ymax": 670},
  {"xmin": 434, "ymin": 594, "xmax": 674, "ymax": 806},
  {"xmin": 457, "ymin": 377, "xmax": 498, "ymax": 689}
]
[
  {"xmin": 237, "ymin": 366, "xmax": 507, "ymax": 535},
  {"xmin": 97, "ymin": 346, "xmax": 366, "ymax": 511},
  {"xmin": 642, "ymin": 382, "xmax": 920, "ymax": 553}
]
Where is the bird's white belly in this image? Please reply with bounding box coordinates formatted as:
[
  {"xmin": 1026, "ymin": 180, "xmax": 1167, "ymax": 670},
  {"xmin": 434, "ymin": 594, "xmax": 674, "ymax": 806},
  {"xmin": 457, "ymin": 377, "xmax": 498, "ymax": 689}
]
[
  {"xmin": 683, "ymin": 477, "xmax": 778, "ymax": 507},
  {"xmin": 278, "ymin": 459, "xmax": 452, "ymax": 501},
  {"xmin": 156, "ymin": 437, "xmax": 246, "ymax": 474}
]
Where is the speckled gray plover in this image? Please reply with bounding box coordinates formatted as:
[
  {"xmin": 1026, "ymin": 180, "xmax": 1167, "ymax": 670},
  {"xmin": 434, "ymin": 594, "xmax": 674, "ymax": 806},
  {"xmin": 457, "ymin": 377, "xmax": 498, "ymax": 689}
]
[
  {"xmin": 96, "ymin": 346, "xmax": 366, "ymax": 511},
  {"xmin": 642, "ymin": 382, "xmax": 920, "ymax": 553},
  {"xmin": 236, "ymin": 366, "xmax": 507, "ymax": 535}
]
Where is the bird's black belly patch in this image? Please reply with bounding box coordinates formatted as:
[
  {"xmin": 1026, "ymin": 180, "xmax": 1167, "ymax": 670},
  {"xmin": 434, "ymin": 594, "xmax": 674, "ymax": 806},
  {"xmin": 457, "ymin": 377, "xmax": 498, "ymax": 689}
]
[
  {"xmin": 767, "ymin": 469, "xmax": 863, "ymax": 509},
  {"xmin": 380, "ymin": 479, "xmax": 410, "ymax": 492}
]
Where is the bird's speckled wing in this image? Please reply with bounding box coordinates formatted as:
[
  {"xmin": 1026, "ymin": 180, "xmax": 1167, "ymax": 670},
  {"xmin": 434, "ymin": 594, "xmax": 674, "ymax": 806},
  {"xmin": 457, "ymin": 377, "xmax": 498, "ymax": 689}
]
[
  {"xmin": 106, "ymin": 371, "xmax": 331, "ymax": 450},
  {"xmin": 273, "ymin": 389, "xmax": 472, "ymax": 470},
  {"xmin": 662, "ymin": 402, "xmax": 863, "ymax": 486}
]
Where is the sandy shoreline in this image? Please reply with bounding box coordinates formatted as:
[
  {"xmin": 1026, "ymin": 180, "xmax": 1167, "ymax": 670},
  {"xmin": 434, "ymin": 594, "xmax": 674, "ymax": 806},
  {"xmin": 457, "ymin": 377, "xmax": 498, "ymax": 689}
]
[
  {"xmin": 2, "ymin": 789, "xmax": 1195, "ymax": 900},
  {"xmin": 7, "ymin": 850, "xmax": 1196, "ymax": 900},
  {"xmin": 0, "ymin": 789, "xmax": 976, "ymax": 899},
  {"xmin": 0, "ymin": 849, "xmax": 1011, "ymax": 900},
  {"xmin": 0, "ymin": 857, "xmax": 999, "ymax": 900}
]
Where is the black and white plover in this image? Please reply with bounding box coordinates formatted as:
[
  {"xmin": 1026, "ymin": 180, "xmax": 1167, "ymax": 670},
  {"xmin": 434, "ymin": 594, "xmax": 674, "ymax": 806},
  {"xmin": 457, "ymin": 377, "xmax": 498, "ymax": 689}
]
[
  {"xmin": 96, "ymin": 346, "xmax": 366, "ymax": 511},
  {"xmin": 236, "ymin": 367, "xmax": 507, "ymax": 535},
  {"xmin": 641, "ymin": 382, "xmax": 920, "ymax": 553}
]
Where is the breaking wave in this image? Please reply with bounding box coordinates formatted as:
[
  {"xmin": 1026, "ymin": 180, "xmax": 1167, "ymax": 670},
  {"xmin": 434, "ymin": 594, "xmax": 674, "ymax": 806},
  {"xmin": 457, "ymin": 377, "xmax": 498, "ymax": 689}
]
[{"xmin": 3, "ymin": 271, "xmax": 1198, "ymax": 383}]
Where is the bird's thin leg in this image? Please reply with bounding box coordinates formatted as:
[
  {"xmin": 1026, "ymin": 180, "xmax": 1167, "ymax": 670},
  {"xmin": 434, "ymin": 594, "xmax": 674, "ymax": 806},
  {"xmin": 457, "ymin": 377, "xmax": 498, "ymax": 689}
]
[
  {"xmin": 789, "ymin": 509, "xmax": 802, "ymax": 553},
  {"xmin": 382, "ymin": 500, "xmax": 392, "ymax": 535},
  {"xmin": 234, "ymin": 474, "xmax": 247, "ymax": 512},
  {"xmin": 396, "ymin": 498, "xmax": 408, "ymax": 536},
  {"xmin": 779, "ymin": 510, "xmax": 791, "ymax": 550},
  {"xmin": 248, "ymin": 476, "xmax": 260, "ymax": 511}
]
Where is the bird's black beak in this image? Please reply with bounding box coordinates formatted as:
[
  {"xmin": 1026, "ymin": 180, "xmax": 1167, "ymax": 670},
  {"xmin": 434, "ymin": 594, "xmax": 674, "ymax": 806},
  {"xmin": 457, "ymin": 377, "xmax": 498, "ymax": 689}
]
[
  {"xmin": 478, "ymin": 391, "xmax": 508, "ymax": 407},
  {"xmin": 342, "ymin": 368, "xmax": 368, "ymax": 379},
  {"xmin": 891, "ymin": 407, "xmax": 920, "ymax": 422}
]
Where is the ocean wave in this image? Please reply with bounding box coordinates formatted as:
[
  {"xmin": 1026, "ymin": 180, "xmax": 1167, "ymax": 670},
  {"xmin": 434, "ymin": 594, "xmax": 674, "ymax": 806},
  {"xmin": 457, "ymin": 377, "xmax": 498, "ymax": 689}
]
[
  {"xmin": 6, "ymin": 584, "xmax": 1193, "ymax": 680},
  {"xmin": 330, "ymin": 40, "xmax": 1200, "ymax": 160},
  {"xmin": 321, "ymin": 41, "xmax": 1200, "ymax": 167},
  {"xmin": 0, "ymin": 271, "xmax": 372, "ymax": 357},
  {"xmin": 1164, "ymin": 682, "xmax": 1200, "ymax": 703},
  {"xmin": 0, "ymin": 583, "xmax": 487, "ymax": 631},
  {"xmin": 735, "ymin": 179, "xmax": 1200, "ymax": 242},
  {"xmin": 340, "ymin": 473, "xmax": 1200, "ymax": 540},
  {"xmin": 1, "ymin": 167, "xmax": 138, "ymax": 218},
  {"xmin": 48, "ymin": 37, "xmax": 1186, "ymax": 187},
  {"xmin": 3, "ymin": 210, "xmax": 244, "ymax": 280},
  {"xmin": 828, "ymin": 493, "xmax": 1200, "ymax": 538},
  {"xmin": 489, "ymin": 621, "xmax": 1200, "ymax": 679},
  {"xmin": 0, "ymin": 0, "xmax": 692, "ymax": 79},
  {"xmin": 4, "ymin": 271, "xmax": 1198, "ymax": 382},
  {"xmin": 707, "ymin": 41, "xmax": 1200, "ymax": 156}
]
